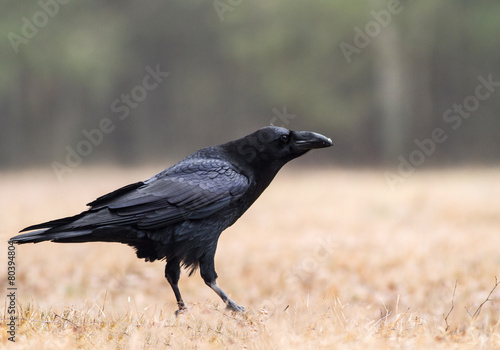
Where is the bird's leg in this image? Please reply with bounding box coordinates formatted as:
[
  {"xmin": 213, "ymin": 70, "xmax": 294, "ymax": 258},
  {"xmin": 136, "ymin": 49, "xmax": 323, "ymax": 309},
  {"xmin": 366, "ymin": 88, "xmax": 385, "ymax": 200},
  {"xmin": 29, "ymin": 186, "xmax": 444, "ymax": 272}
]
[
  {"xmin": 199, "ymin": 255, "xmax": 245, "ymax": 312},
  {"xmin": 165, "ymin": 258, "xmax": 186, "ymax": 315},
  {"xmin": 207, "ymin": 282, "xmax": 245, "ymax": 312}
]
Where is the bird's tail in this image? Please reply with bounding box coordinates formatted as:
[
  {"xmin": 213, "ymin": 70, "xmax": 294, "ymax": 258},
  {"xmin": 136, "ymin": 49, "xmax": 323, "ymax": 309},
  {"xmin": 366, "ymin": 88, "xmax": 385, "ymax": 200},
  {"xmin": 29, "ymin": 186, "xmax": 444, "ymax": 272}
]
[
  {"xmin": 10, "ymin": 228, "xmax": 93, "ymax": 244},
  {"xmin": 11, "ymin": 213, "xmax": 163, "ymax": 262},
  {"xmin": 10, "ymin": 208, "xmax": 144, "ymax": 247},
  {"xmin": 10, "ymin": 212, "xmax": 92, "ymax": 244}
]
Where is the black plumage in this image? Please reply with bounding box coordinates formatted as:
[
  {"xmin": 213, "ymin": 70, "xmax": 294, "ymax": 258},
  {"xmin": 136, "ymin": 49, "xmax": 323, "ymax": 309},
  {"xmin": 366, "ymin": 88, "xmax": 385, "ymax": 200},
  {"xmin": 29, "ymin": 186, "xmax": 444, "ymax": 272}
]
[{"xmin": 11, "ymin": 126, "xmax": 332, "ymax": 312}]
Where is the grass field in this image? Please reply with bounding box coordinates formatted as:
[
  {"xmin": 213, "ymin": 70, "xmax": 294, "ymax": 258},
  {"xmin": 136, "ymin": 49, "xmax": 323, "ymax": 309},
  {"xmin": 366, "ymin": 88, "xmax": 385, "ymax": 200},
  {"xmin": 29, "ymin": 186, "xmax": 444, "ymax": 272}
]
[{"xmin": 1, "ymin": 166, "xmax": 499, "ymax": 349}]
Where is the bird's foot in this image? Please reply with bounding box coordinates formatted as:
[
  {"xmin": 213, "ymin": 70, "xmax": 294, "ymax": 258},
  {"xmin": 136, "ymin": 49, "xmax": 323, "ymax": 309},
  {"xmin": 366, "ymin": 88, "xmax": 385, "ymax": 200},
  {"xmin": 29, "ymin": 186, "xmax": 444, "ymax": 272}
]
[
  {"xmin": 175, "ymin": 308, "xmax": 187, "ymax": 317},
  {"xmin": 225, "ymin": 300, "xmax": 245, "ymax": 313},
  {"xmin": 174, "ymin": 303, "xmax": 187, "ymax": 317}
]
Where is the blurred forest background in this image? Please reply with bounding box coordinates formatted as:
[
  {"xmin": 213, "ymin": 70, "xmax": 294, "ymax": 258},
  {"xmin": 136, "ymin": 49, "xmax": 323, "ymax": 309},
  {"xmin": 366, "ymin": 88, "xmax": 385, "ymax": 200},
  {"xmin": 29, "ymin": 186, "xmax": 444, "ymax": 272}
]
[{"xmin": 1, "ymin": 0, "xmax": 500, "ymax": 171}]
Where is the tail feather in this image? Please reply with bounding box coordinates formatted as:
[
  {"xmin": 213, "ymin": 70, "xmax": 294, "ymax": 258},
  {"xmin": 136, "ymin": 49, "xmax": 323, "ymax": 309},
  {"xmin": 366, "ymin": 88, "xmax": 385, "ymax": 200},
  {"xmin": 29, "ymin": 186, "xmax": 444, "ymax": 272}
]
[
  {"xmin": 19, "ymin": 213, "xmax": 84, "ymax": 233},
  {"xmin": 10, "ymin": 228, "xmax": 93, "ymax": 244},
  {"xmin": 12, "ymin": 207, "xmax": 134, "ymax": 244},
  {"xmin": 10, "ymin": 209, "xmax": 165, "ymax": 263}
]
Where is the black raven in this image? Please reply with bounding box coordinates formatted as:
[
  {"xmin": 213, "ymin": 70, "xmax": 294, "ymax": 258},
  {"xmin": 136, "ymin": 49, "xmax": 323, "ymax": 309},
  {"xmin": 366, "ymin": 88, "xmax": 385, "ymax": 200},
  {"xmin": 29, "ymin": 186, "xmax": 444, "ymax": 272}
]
[{"xmin": 11, "ymin": 126, "xmax": 332, "ymax": 313}]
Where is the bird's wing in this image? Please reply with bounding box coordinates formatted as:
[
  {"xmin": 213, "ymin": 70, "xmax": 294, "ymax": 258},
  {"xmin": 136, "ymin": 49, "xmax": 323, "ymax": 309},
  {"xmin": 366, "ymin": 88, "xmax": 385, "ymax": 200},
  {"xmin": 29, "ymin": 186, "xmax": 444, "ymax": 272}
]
[{"xmin": 85, "ymin": 158, "xmax": 250, "ymax": 230}]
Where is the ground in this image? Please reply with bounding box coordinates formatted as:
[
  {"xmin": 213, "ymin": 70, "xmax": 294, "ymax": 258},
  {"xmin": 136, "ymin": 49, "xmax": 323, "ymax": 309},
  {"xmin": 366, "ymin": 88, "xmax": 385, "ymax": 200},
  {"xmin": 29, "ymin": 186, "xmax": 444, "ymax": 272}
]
[{"xmin": 1, "ymin": 166, "xmax": 499, "ymax": 349}]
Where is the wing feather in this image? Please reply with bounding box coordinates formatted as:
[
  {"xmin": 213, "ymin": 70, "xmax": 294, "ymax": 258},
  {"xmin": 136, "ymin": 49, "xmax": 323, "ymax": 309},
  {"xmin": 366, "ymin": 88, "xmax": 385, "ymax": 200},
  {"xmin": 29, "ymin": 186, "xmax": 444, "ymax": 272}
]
[
  {"xmin": 90, "ymin": 158, "xmax": 249, "ymax": 229},
  {"xmin": 18, "ymin": 157, "xmax": 249, "ymax": 236}
]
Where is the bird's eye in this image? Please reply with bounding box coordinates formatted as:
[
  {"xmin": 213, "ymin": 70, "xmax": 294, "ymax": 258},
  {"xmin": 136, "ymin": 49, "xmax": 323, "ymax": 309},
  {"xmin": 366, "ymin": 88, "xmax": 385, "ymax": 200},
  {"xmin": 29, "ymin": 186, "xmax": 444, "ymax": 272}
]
[{"xmin": 280, "ymin": 135, "xmax": 289, "ymax": 143}]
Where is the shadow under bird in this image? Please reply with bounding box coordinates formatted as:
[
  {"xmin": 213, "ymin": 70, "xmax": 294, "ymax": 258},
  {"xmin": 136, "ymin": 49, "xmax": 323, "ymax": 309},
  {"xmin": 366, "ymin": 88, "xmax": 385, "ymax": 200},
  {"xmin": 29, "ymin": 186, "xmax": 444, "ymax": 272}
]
[{"xmin": 11, "ymin": 126, "xmax": 332, "ymax": 313}]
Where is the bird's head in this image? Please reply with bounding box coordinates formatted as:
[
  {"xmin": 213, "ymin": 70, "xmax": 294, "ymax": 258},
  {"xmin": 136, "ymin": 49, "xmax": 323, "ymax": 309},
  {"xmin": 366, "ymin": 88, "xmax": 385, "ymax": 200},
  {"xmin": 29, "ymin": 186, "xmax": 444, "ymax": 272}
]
[{"xmin": 229, "ymin": 126, "xmax": 333, "ymax": 167}]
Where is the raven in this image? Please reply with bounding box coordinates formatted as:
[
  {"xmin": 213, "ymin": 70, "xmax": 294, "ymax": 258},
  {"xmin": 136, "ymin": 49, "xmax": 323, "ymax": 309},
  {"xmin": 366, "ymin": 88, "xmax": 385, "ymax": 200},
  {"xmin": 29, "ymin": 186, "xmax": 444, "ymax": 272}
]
[{"xmin": 11, "ymin": 126, "xmax": 332, "ymax": 313}]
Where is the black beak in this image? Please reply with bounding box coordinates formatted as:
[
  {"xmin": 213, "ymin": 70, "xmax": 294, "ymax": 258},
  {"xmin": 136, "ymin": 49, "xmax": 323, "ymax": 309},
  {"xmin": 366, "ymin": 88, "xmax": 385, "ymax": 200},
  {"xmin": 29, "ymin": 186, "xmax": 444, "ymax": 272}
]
[{"xmin": 294, "ymin": 131, "xmax": 333, "ymax": 150}]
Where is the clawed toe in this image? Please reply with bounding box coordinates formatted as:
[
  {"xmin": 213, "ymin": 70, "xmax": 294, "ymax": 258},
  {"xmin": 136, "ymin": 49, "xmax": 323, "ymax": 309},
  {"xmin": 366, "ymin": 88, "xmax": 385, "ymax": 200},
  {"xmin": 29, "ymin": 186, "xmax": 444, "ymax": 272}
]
[
  {"xmin": 226, "ymin": 301, "xmax": 245, "ymax": 312},
  {"xmin": 175, "ymin": 306, "xmax": 187, "ymax": 317}
]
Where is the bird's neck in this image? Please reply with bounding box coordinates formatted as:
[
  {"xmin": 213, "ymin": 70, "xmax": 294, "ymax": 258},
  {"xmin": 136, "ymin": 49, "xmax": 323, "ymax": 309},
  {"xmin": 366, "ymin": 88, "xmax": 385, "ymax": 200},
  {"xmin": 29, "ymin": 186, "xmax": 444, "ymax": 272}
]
[
  {"xmin": 239, "ymin": 158, "xmax": 285, "ymax": 205},
  {"xmin": 216, "ymin": 142, "xmax": 287, "ymax": 199}
]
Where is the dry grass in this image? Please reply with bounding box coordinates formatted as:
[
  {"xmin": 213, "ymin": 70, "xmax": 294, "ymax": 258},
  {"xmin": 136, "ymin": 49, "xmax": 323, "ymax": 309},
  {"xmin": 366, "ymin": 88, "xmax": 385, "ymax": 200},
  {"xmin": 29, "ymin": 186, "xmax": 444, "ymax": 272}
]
[{"xmin": 1, "ymin": 166, "xmax": 500, "ymax": 349}]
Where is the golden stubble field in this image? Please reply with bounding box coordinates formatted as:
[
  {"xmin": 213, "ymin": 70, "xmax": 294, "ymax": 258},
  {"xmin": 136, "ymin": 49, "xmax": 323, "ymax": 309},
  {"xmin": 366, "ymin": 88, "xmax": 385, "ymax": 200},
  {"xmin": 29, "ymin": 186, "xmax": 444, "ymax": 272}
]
[{"xmin": 1, "ymin": 166, "xmax": 499, "ymax": 349}]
